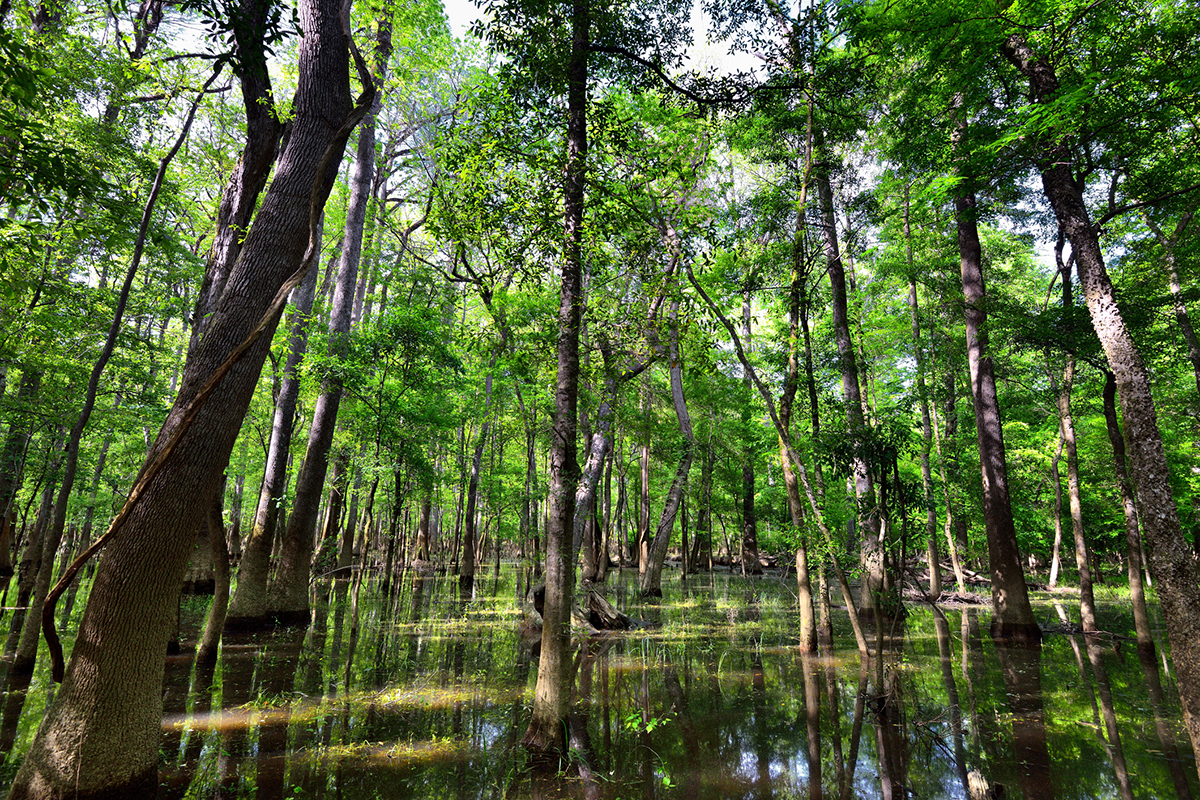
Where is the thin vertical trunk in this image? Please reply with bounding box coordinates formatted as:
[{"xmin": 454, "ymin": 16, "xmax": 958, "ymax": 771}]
[
  {"xmin": 1143, "ymin": 207, "xmax": 1200, "ymax": 402},
  {"xmin": 1051, "ymin": 359, "xmax": 1096, "ymax": 632},
  {"xmin": 640, "ymin": 297, "xmax": 694, "ymax": 597},
  {"xmin": 1048, "ymin": 431, "xmax": 1065, "ymax": 588},
  {"xmin": 951, "ymin": 98, "xmax": 1039, "ymax": 641},
  {"xmin": 1102, "ymin": 371, "xmax": 1153, "ymax": 655},
  {"xmin": 521, "ymin": 0, "xmax": 586, "ymax": 754},
  {"xmin": 816, "ymin": 127, "xmax": 881, "ymax": 609},
  {"xmin": 740, "ymin": 284, "xmax": 761, "ymax": 575},
  {"xmin": 226, "ymin": 244, "xmax": 320, "ymax": 628},
  {"xmin": 904, "ymin": 190, "xmax": 940, "ymax": 602}
]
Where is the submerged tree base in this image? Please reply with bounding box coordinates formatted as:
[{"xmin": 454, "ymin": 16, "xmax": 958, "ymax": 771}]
[{"xmin": 990, "ymin": 619, "xmax": 1043, "ymax": 645}]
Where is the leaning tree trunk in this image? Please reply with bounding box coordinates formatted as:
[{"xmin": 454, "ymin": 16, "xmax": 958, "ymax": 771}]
[
  {"xmin": 1003, "ymin": 33, "xmax": 1200, "ymax": 770},
  {"xmin": 4, "ymin": 0, "xmax": 357, "ymax": 791},
  {"xmin": 521, "ymin": 0, "xmax": 586, "ymax": 755},
  {"xmin": 951, "ymin": 98, "xmax": 1039, "ymax": 642},
  {"xmin": 187, "ymin": 0, "xmax": 284, "ymax": 360}
]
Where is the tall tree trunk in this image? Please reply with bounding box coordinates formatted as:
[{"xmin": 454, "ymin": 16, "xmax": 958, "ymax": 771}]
[
  {"xmin": 780, "ymin": 207, "xmax": 817, "ymax": 651},
  {"xmin": 196, "ymin": 488, "xmax": 230, "ymax": 663},
  {"xmin": 638, "ymin": 376, "xmax": 651, "ymax": 574},
  {"xmin": 0, "ymin": 371, "xmax": 40, "ymax": 580},
  {"xmin": 1051, "ymin": 359, "xmax": 1097, "ymax": 632},
  {"xmin": 5, "ymin": 0, "xmax": 358, "ymax": 789},
  {"xmin": 187, "ymin": 0, "xmax": 284, "ymax": 360},
  {"xmin": 1143, "ymin": 207, "xmax": 1200, "ymax": 404},
  {"xmin": 904, "ymin": 191, "xmax": 941, "ymax": 602},
  {"xmin": 640, "ymin": 297, "xmax": 694, "ymax": 598},
  {"xmin": 521, "ymin": 0, "xmax": 586, "ymax": 754},
  {"xmin": 226, "ymin": 241, "xmax": 320, "ymax": 629},
  {"xmin": 462, "ymin": 354, "xmax": 498, "ymax": 594},
  {"xmin": 816, "ymin": 127, "xmax": 881, "ymax": 610},
  {"xmin": 270, "ymin": 21, "xmax": 389, "ymax": 621},
  {"xmin": 951, "ymin": 98, "xmax": 1039, "ymax": 642},
  {"xmin": 1004, "ymin": 39, "xmax": 1200, "ymax": 766},
  {"xmin": 740, "ymin": 283, "xmax": 761, "ymax": 575},
  {"xmin": 1102, "ymin": 370, "xmax": 1153, "ymax": 655},
  {"xmin": 1048, "ymin": 431, "xmax": 1065, "ymax": 588}
]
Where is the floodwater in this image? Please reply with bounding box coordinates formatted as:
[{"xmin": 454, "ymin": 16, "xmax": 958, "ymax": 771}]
[{"xmin": 0, "ymin": 567, "xmax": 1196, "ymax": 799}]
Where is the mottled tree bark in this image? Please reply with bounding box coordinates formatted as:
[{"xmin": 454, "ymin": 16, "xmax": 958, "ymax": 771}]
[
  {"xmin": 1004, "ymin": 36, "xmax": 1200, "ymax": 768},
  {"xmin": 1102, "ymin": 370, "xmax": 1153, "ymax": 655},
  {"xmin": 5, "ymin": 0, "xmax": 355, "ymax": 790}
]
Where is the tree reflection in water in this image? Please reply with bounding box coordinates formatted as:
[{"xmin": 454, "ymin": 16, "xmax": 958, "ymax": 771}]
[{"xmin": 0, "ymin": 567, "xmax": 1197, "ymax": 798}]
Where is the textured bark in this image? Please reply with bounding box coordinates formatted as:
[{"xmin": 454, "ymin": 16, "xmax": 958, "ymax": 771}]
[
  {"xmin": 226, "ymin": 252, "xmax": 319, "ymax": 628},
  {"xmin": 4, "ymin": 0, "xmax": 353, "ymax": 790},
  {"xmin": 952, "ymin": 101, "xmax": 1039, "ymax": 641},
  {"xmin": 1004, "ymin": 35, "xmax": 1200, "ymax": 770},
  {"xmin": 1051, "ymin": 359, "xmax": 1096, "ymax": 632},
  {"xmin": 196, "ymin": 492, "xmax": 229, "ymax": 663},
  {"xmin": 188, "ymin": 0, "xmax": 284, "ymax": 360},
  {"xmin": 0, "ymin": 371, "xmax": 40, "ymax": 578},
  {"xmin": 521, "ymin": 0, "xmax": 585, "ymax": 754},
  {"xmin": 816, "ymin": 128, "xmax": 880, "ymax": 607},
  {"xmin": 270, "ymin": 39, "xmax": 386, "ymax": 621}
]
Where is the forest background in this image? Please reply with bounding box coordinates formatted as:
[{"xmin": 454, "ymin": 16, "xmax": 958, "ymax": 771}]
[{"xmin": 0, "ymin": 0, "xmax": 1199, "ymax": 793}]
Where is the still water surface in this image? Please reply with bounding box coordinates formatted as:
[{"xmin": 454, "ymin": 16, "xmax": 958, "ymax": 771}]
[{"xmin": 0, "ymin": 567, "xmax": 1195, "ymax": 799}]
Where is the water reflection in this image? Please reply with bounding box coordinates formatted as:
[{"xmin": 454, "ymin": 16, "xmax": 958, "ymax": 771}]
[{"xmin": 0, "ymin": 568, "xmax": 1198, "ymax": 798}]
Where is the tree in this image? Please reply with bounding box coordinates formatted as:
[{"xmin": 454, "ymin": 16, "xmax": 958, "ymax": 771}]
[{"xmin": 5, "ymin": 0, "xmax": 368, "ymax": 790}]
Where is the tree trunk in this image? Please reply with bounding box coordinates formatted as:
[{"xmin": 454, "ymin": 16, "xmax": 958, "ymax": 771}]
[
  {"xmin": 196, "ymin": 490, "xmax": 229, "ymax": 663},
  {"xmin": 740, "ymin": 284, "xmax": 761, "ymax": 575},
  {"xmin": 904, "ymin": 191, "xmax": 940, "ymax": 602},
  {"xmin": 951, "ymin": 97, "xmax": 1039, "ymax": 642},
  {"xmin": 1051, "ymin": 358, "xmax": 1097, "ymax": 632},
  {"xmin": 1048, "ymin": 431, "xmax": 1065, "ymax": 588},
  {"xmin": 816, "ymin": 128, "xmax": 881, "ymax": 610},
  {"xmin": 270, "ymin": 35, "xmax": 387, "ymax": 622},
  {"xmin": 1102, "ymin": 370, "xmax": 1154, "ymax": 656},
  {"xmin": 226, "ymin": 242, "xmax": 319, "ymax": 629},
  {"xmin": 5, "ymin": 0, "xmax": 355, "ymax": 789},
  {"xmin": 640, "ymin": 298, "xmax": 694, "ymax": 598},
  {"xmin": 1004, "ymin": 40, "xmax": 1200, "ymax": 764},
  {"xmin": 187, "ymin": 0, "xmax": 284, "ymax": 360},
  {"xmin": 521, "ymin": 0, "xmax": 586, "ymax": 754}
]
